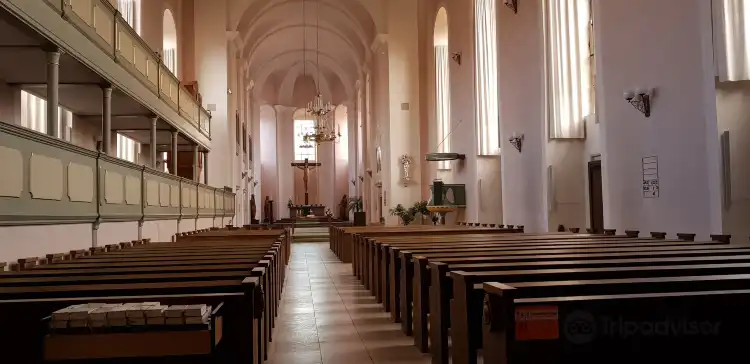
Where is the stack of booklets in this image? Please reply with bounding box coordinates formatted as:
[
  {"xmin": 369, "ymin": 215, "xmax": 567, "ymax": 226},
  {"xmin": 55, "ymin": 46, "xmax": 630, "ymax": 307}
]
[{"xmin": 49, "ymin": 303, "xmax": 212, "ymax": 333}]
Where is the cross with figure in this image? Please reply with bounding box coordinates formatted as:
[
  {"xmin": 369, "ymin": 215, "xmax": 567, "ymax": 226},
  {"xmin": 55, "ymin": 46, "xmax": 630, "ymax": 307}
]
[{"xmin": 291, "ymin": 158, "xmax": 322, "ymax": 205}]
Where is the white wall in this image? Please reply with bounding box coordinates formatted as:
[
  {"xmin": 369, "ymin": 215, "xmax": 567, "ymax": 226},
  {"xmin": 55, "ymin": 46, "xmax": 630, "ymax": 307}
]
[
  {"xmin": 595, "ymin": 0, "xmax": 721, "ymax": 238},
  {"xmin": 716, "ymin": 81, "xmax": 750, "ymax": 238},
  {"xmin": 0, "ymin": 218, "xmax": 227, "ymax": 263},
  {"xmin": 194, "ymin": 0, "xmax": 231, "ymax": 190},
  {"xmin": 385, "ymin": 0, "xmax": 423, "ymax": 220},
  {"xmin": 497, "ymin": 0, "xmax": 547, "ymax": 232},
  {"xmin": 259, "ymin": 104, "xmax": 278, "ymax": 220}
]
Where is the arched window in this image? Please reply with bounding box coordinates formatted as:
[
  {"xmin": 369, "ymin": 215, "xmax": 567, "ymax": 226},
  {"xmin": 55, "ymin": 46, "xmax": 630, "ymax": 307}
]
[
  {"xmin": 544, "ymin": 0, "xmax": 591, "ymax": 138},
  {"xmin": 715, "ymin": 0, "xmax": 750, "ymax": 81},
  {"xmin": 294, "ymin": 109, "xmax": 317, "ymax": 161},
  {"xmin": 163, "ymin": 9, "xmax": 178, "ymax": 75},
  {"xmin": 434, "ymin": 8, "xmax": 451, "ymax": 169},
  {"xmin": 474, "ymin": 0, "xmax": 499, "ymax": 155},
  {"xmin": 117, "ymin": 0, "xmax": 140, "ymax": 34}
]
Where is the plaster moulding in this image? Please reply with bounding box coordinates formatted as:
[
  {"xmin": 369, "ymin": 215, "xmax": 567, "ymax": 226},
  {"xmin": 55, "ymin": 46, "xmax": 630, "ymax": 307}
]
[{"xmin": 370, "ymin": 34, "xmax": 388, "ymax": 54}]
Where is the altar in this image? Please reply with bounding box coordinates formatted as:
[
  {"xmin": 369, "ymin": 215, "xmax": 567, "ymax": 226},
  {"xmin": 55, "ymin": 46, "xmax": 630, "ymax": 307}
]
[{"xmin": 289, "ymin": 204, "xmax": 326, "ymax": 218}]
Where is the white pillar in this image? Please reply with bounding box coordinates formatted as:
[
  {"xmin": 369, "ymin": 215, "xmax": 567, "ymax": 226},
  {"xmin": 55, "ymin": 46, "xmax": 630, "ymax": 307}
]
[
  {"xmin": 150, "ymin": 116, "xmax": 158, "ymax": 169},
  {"xmin": 385, "ymin": 0, "xmax": 422, "ymax": 217},
  {"xmin": 101, "ymin": 86, "xmax": 112, "ymax": 155},
  {"xmin": 195, "ymin": 0, "xmax": 229, "ymax": 188},
  {"xmin": 46, "ymin": 49, "xmax": 60, "ymax": 138},
  {"xmin": 193, "ymin": 145, "xmax": 199, "ymax": 182},
  {"xmin": 171, "ymin": 131, "xmax": 179, "ymax": 175}
]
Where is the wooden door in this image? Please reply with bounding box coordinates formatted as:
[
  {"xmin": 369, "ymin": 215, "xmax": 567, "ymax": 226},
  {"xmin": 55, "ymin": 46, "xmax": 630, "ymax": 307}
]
[{"xmin": 588, "ymin": 160, "xmax": 604, "ymax": 233}]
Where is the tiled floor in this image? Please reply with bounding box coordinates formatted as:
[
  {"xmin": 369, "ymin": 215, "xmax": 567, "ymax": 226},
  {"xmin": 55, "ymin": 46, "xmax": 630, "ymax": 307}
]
[{"xmin": 268, "ymin": 242, "xmax": 432, "ymax": 364}]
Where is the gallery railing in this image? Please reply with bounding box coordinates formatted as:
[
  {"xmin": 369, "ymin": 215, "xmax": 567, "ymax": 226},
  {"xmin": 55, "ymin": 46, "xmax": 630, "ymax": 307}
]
[
  {"xmin": 0, "ymin": 122, "xmax": 233, "ymax": 226},
  {"xmin": 43, "ymin": 0, "xmax": 211, "ymax": 139}
]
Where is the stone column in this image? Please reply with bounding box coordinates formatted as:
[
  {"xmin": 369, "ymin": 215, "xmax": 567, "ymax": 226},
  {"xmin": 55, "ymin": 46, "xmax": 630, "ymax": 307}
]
[
  {"xmin": 150, "ymin": 116, "xmax": 158, "ymax": 169},
  {"xmin": 193, "ymin": 145, "xmax": 199, "ymax": 182},
  {"xmin": 203, "ymin": 152, "xmax": 209, "ymax": 184},
  {"xmin": 101, "ymin": 86, "xmax": 113, "ymax": 155},
  {"xmin": 171, "ymin": 131, "xmax": 179, "ymax": 175},
  {"xmin": 46, "ymin": 49, "xmax": 60, "ymax": 138}
]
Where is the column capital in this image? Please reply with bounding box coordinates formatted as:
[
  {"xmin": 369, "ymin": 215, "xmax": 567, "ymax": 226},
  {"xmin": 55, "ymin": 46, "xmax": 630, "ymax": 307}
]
[
  {"xmin": 101, "ymin": 85, "xmax": 113, "ymax": 97},
  {"xmin": 46, "ymin": 50, "xmax": 61, "ymax": 64}
]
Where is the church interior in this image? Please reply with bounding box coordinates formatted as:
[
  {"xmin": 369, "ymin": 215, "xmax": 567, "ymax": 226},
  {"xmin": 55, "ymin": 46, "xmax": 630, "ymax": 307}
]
[{"xmin": 1, "ymin": 0, "xmax": 750, "ymax": 362}]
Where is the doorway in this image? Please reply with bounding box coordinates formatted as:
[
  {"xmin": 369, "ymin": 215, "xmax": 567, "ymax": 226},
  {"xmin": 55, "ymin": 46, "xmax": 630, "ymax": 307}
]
[{"xmin": 588, "ymin": 160, "xmax": 604, "ymax": 233}]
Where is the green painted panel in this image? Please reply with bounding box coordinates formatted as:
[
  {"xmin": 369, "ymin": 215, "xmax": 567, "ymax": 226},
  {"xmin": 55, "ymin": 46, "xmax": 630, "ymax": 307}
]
[
  {"xmin": 97, "ymin": 155, "xmax": 144, "ymax": 222},
  {"xmin": 143, "ymin": 168, "xmax": 181, "ymax": 220},
  {"xmin": 0, "ymin": 123, "xmax": 98, "ymax": 225}
]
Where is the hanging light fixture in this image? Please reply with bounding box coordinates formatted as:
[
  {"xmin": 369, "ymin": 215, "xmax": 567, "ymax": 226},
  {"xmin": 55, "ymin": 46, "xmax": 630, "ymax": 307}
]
[{"xmin": 299, "ymin": 0, "xmax": 340, "ymax": 145}]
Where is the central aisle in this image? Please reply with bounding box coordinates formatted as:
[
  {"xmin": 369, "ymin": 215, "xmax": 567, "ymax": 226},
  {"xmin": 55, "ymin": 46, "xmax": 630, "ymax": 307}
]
[{"xmin": 268, "ymin": 242, "xmax": 432, "ymax": 364}]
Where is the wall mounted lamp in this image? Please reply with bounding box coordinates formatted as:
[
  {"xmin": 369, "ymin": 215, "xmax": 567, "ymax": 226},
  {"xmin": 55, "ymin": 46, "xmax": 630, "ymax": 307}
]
[
  {"xmin": 623, "ymin": 87, "xmax": 654, "ymax": 117},
  {"xmin": 509, "ymin": 133, "xmax": 524, "ymax": 153},
  {"xmin": 504, "ymin": 0, "xmax": 518, "ymax": 13},
  {"xmin": 451, "ymin": 52, "xmax": 462, "ymax": 65}
]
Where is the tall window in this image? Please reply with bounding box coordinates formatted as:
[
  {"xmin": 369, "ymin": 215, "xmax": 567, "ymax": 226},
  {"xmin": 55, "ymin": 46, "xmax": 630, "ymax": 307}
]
[
  {"xmin": 117, "ymin": 0, "xmax": 140, "ymax": 34},
  {"xmin": 435, "ymin": 8, "xmax": 451, "ymax": 169},
  {"xmin": 163, "ymin": 9, "xmax": 178, "ymax": 74},
  {"xmin": 544, "ymin": 0, "xmax": 591, "ymax": 139},
  {"xmin": 474, "ymin": 0, "xmax": 499, "ymax": 155},
  {"xmin": 117, "ymin": 134, "xmax": 141, "ymax": 164},
  {"xmin": 20, "ymin": 90, "xmax": 73, "ymax": 142},
  {"xmin": 715, "ymin": 0, "xmax": 750, "ymax": 81},
  {"xmin": 294, "ymin": 119, "xmax": 316, "ymax": 161}
]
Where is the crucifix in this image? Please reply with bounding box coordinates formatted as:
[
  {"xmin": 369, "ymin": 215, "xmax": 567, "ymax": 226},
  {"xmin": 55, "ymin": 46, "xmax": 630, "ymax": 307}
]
[{"xmin": 291, "ymin": 158, "xmax": 322, "ymax": 205}]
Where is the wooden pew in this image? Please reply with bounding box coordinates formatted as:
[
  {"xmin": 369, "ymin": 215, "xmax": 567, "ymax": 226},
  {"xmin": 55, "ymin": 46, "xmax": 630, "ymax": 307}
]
[
  {"xmin": 371, "ymin": 233, "xmax": 701, "ymax": 309},
  {"xmin": 386, "ymin": 237, "xmax": 725, "ymax": 337},
  {"xmin": 0, "ymin": 231, "xmax": 286, "ymax": 363},
  {"xmin": 442, "ymin": 259, "xmax": 750, "ymax": 364},
  {"xmin": 482, "ymin": 285, "xmax": 750, "ymax": 363},
  {"xmin": 351, "ymin": 227, "xmax": 524, "ymax": 279},
  {"xmin": 332, "ymin": 226, "xmax": 520, "ymax": 264}
]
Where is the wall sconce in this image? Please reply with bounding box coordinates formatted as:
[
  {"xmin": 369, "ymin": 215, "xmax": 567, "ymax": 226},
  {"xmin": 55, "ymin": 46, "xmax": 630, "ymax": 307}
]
[
  {"xmin": 509, "ymin": 133, "xmax": 524, "ymax": 153},
  {"xmin": 451, "ymin": 52, "xmax": 461, "ymax": 65},
  {"xmin": 358, "ymin": 175, "xmax": 364, "ymax": 182},
  {"xmin": 504, "ymin": 0, "xmax": 518, "ymax": 13},
  {"xmin": 623, "ymin": 87, "xmax": 654, "ymax": 117}
]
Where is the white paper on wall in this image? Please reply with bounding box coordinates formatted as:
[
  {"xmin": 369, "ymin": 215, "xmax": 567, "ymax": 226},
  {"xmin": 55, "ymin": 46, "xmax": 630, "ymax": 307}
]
[{"xmin": 642, "ymin": 156, "xmax": 659, "ymax": 198}]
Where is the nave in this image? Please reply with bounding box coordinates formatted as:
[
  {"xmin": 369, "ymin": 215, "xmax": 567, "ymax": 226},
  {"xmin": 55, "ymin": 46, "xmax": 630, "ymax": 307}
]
[{"xmin": 270, "ymin": 242, "xmax": 431, "ymax": 364}]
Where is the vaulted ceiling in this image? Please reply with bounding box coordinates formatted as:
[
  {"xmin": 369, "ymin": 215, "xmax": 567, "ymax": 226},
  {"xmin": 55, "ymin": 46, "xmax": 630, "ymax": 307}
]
[{"xmin": 230, "ymin": 0, "xmax": 380, "ymax": 106}]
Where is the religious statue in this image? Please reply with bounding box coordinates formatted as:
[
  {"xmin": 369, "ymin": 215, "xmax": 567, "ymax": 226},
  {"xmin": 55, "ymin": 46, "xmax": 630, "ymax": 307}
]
[
  {"xmin": 263, "ymin": 196, "xmax": 270, "ymax": 223},
  {"xmin": 339, "ymin": 194, "xmax": 349, "ymax": 221},
  {"xmin": 250, "ymin": 194, "xmax": 257, "ymax": 223},
  {"xmin": 291, "ymin": 158, "xmax": 322, "ymax": 205},
  {"xmin": 399, "ymin": 154, "xmax": 412, "ymax": 180}
]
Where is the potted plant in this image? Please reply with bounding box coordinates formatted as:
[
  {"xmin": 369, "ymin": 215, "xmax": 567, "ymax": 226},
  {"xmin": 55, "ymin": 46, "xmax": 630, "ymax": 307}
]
[
  {"xmin": 412, "ymin": 200, "xmax": 430, "ymax": 224},
  {"xmin": 389, "ymin": 204, "xmax": 416, "ymax": 225},
  {"xmin": 348, "ymin": 196, "xmax": 366, "ymax": 226}
]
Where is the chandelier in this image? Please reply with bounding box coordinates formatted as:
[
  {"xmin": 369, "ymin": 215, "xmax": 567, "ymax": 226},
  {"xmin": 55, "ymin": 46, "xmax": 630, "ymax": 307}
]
[
  {"xmin": 300, "ymin": 93, "xmax": 340, "ymax": 145},
  {"xmin": 297, "ymin": 0, "xmax": 340, "ymax": 146}
]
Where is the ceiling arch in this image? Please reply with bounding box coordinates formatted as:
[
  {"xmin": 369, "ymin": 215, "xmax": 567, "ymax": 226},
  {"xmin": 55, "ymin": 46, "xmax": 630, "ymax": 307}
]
[
  {"xmin": 252, "ymin": 50, "xmax": 354, "ymax": 101},
  {"xmin": 246, "ymin": 25, "xmax": 360, "ymax": 78},
  {"xmin": 277, "ymin": 61, "xmax": 333, "ymax": 106},
  {"xmin": 234, "ymin": 0, "xmax": 376, "ymax": 106}
]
